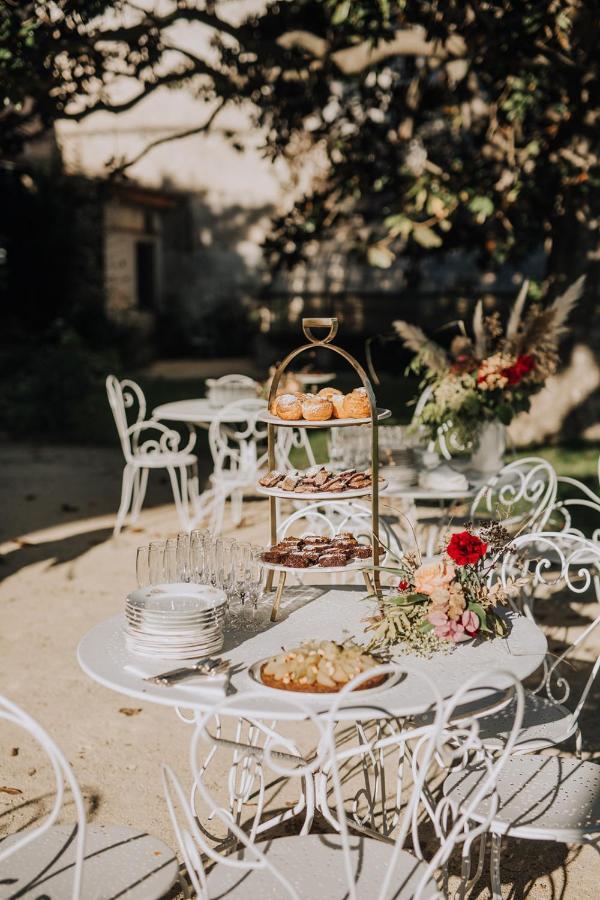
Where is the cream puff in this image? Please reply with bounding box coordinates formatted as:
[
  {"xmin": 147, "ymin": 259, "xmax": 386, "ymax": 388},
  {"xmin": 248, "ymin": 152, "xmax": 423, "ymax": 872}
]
[
  {"xmin": 302, "ymin": 396, "xmax": 333, "ymax": 421},
  {"xmin": 342, "ymin": 388, "xmax": 371, "ymax": 419}
]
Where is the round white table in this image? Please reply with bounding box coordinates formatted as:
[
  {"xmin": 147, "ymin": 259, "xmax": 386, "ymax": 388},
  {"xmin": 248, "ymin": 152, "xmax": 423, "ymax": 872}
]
[
  {"xmin": 78, "ymin": 586, "xmax": 546, "ymax": 845},
  {"xmin": 153, "ymin": 398, "xmax": 317, "ymax": 470},
  {"xmin": 78, "ymin": 587, "xmax": 546, "ymax": 721},
  {"xmin": 153, "ymin": 398, "xmax": 265, "ymax": 427}
]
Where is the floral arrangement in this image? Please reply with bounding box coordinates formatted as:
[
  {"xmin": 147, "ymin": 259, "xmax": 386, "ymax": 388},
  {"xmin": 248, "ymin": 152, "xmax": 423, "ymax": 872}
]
[
  {"xmin": 393, "ymin": 276, "xmax": 584, "ymax": 451},
  {"xmin": 365, "ymin": 523, "xmax": 519, "ymax": 655}
]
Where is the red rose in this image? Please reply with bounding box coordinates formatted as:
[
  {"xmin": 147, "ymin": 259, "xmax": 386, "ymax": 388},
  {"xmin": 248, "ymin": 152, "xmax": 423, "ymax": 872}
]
[
  {"xmin": 446, "ymin": 531, "xmax": 488, "ymax": 566},
  {"xmin": 502, "ymin": 354, "xmax": 536, "ymax": 386},
  {"xmin": 398, "ymin": 580, "xmax": 410, "ymax": 591}
]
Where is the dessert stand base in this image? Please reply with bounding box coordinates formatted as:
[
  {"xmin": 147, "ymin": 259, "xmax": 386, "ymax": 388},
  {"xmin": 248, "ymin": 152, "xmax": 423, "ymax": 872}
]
[{"xmin": 268, "ymin": 569, "xmax": 375, "ymax": 621}]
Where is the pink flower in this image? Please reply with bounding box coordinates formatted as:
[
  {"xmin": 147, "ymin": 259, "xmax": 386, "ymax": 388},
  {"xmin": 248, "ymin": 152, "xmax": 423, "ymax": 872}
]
[
  {"xmin": 414, "ymin": 558, "xmax": 456, "ymax": 597},
  {"xmin": 461, "ymin": 610, "xmax": 480, "ymax": 636},
  {"xmin": 427, "ymin": 610, "xmax": 449, "ymax": 627},
  {"xmin": 427, "ymin": 609, "xmax": 469, "ymax": 643}
]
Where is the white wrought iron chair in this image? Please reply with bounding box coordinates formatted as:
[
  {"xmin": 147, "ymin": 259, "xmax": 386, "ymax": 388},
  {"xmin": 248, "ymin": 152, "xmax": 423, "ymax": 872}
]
[
  {"xmin": 469, "ymin": 456, "xmax": 557, "ymax": 533},
  {"xmin": 106, "ymin": 375, "xmax": 198, "ymax": 535},
  {"xmin": 0, "ymin": 695, "xmax": 179, "ymax": 899},
  {"xmin": 205, "ymin": 373, "xmax": 260, "ymax": 406},
  {"xmin": 475, "ymin": 532, "xmax": 600, "ymax": 757},
  {"xmin": 444, "ymin": 748, "xmax": 600, "ymax": 900},
  {"xmin": 162, "ymin": 665, "xmax": 525, "ymax": 899},
  {"xmin": 197, "ymin": 399, "xmax": 294, "ymax": 534},
  {"xmin": 392, "ymin": 457, "xmax": 557, "ymax": 560},
  {"xmin": 545, "ymin": 453, "xmax": 600, "ymax": 545}
]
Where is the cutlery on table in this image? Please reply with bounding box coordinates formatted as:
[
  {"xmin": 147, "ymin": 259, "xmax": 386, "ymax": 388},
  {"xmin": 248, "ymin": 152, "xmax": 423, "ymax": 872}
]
[{"xmin": 145, "ymin": 656, "xmax": 230, "ymax": 685}]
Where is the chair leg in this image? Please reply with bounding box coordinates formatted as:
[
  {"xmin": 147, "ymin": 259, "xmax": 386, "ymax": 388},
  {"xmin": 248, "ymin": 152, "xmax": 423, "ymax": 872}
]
[
  {"xmin": 114, "ymin": 464, "xmax": 135, "ymax": 537},
  {"xmin": 231, "ymin": 487, "xmax": 244, "ymax": 527},
  {"xmin": 490, "ymin": 832, "xmax": 503, "ymax": 900},
  {"xmin": 209, "ymin": 488, "xmax": 227, "ymax": 535},
  {"xmin": 167, "ymin": 466, "xmax": 191, "ymax": 532},
  {"xmin": 130, "ymin": 468, "xmax": 149, "ymax": 523}
]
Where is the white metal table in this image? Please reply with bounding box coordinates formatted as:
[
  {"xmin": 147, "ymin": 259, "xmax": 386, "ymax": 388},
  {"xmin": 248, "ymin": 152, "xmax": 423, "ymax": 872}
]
[
  {"xmin": 77, "ymin": 586, "xmax": 547, "ymax": 722},
  {"xmin": 153, "ymin": 398, "xmax": 317, "ymax": 469},
  {"xmin": 153, "ymin": 398, "xmax": 263, "ymax": 428},
  {"xmin": 78, "ymin": 586, "xmax": 546, "ymax": 844}
]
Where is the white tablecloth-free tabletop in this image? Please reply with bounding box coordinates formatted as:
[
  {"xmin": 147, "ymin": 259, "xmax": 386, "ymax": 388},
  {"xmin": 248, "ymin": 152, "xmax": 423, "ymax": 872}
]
[
  {"xmin": 78, "ymin": 586, "xmax": 546, "ymax": 722},
  {"xmin": 153, "ymin": 398, "xmax": 267, "ymax": 426}
]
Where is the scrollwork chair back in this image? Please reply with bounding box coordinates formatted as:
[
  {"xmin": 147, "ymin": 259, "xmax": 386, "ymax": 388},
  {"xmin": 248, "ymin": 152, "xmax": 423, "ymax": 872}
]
[
  {"xmin": 470, "ymin": 457, "xmax": 557, "ymax": 532},
  {"xmin": 0, "ymin": 695, "xmax": 87, "ymax": 899},
  {"xmin": 499, "ymin": 532, "xmax": 600, "ymax": 730}
]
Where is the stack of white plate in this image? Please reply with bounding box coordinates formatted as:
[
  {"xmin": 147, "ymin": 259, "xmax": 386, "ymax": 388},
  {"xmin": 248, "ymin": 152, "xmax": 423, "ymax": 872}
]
[{"xmin": 124, "ymin": 583, "xmax": 226, "ymax": 658}]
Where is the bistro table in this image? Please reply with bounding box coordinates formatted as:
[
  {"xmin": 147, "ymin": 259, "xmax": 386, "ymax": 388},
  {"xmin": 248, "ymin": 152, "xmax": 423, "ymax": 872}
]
[
  {"xmin": 153, "ymin": 398, "xmax": 317, "ymax": 468},
  {"xmin": 78, "ymin": 585, "xmax": 546, "ymax": 719},
  {"xmin": 78, "ymin": 585, "xmax": 546, "ymax": 840}
]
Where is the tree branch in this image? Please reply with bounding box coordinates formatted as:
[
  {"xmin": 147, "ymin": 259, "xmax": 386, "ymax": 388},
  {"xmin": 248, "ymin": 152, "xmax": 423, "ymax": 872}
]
[
  {"xmin": 277, "ymin": 27, "xmax": 467, "ymax": 75},
  {"xmin": 67, "ymin": 68, "xmax": 207, "ymax": 121},
  {"xmin": 107, "ymin": 98, "xmax": 227, "ymax": 176}
]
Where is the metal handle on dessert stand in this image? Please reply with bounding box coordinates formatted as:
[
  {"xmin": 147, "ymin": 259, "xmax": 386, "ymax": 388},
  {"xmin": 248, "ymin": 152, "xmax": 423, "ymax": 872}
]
[{"xmin": 265, "ymin": 317, "xmax": 383, "ymax": 620}]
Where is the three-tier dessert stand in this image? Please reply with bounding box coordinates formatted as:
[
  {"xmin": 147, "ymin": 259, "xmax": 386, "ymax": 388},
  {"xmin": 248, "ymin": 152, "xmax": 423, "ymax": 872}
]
[{"xmin": 258, "ymin": 318, "xmax": 391, "ymax": 620}]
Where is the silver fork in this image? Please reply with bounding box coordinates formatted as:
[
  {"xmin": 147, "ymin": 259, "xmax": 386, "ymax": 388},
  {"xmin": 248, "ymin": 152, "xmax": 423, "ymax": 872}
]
[{"xmin": 145, "ymin": 656, "xmax": 230, "ymax": 685}]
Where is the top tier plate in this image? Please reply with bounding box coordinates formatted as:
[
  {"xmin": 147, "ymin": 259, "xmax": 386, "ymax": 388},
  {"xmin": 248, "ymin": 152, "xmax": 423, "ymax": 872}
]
[{"xmin": 258, "ymin": 408, "xmax": 392, "ymax": 428}]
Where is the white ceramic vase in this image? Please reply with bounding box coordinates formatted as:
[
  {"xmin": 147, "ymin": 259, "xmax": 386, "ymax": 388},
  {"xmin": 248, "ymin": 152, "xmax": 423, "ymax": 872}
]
[{"xmin": 469, "ymin": 421, "xmax": 506, "ymax": 475}]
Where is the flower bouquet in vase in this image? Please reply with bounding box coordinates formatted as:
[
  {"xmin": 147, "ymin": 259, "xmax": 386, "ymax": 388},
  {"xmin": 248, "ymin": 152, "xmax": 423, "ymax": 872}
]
[
  {"xmin": 394, "ymin": 277, "xmax": 584, "ymax": 473},
  {"xmin": 365, "ymin": 523, "xmax": 522, "ymax": 655}
]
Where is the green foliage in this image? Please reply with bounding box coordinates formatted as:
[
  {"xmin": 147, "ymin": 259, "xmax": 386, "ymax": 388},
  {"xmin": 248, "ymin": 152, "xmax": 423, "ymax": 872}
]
[{"xmin": 1, "ymin": 0, "xmax": 597, "ymax": 294}]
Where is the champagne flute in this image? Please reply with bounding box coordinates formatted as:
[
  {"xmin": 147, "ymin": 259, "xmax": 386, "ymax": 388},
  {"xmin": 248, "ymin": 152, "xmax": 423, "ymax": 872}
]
[
  {"xmin": 176, "ymin": 532, "xmax": 190, "ymax": 582},
  {"xmin": 148, "ymin": 540, "xmax": 165, "ymax": 585},
  {"xmin": 164, "ymin": 538, "xmax": 178, "ymax": 583},
  {"xmin": 136, "ymin": 545, "xmax": 150, "ymax": 587}
]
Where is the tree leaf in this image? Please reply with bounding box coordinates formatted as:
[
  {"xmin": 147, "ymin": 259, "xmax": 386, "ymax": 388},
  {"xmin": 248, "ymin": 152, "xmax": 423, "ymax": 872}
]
[
  {"xmin": 468, "ymin": 196, "xmax": 494, "ymax": 219},
  {"xmin": 367, "ymin": 244, "xmax": 395, "ymax": 268},
  {"xmin": 412, "ymin": 225, "xmax": 442, "ymax": 248},
  {"xmin": 331, "ymin": 1, "xmax": 351, "ymax": 24}
]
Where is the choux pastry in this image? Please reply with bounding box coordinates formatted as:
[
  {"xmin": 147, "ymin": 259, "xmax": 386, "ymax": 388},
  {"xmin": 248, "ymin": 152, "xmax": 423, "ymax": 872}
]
[
  {"xmin": 318, "ymin": 387, "xmax": 344, "ymax": 401},
  {"xmin": 275, "ymin": 393, "xmax": 303, "ymax": 420},
  {"xmin": 302, "ymin": 396, "xmax": 333, "ymax": 421},
  {"xmin": 342, "ymin": 387, "xmax": 370, "ymax": 419}
]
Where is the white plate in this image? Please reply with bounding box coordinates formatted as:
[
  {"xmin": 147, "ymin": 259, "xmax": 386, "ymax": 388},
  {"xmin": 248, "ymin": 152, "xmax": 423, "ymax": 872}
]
[
  {"xmin": 127, "ymin": 584, "xmax": 226, "ymax": 614},
  {"xmin": 127, "ymin": 617, "xmax": 224, "ymax": 637},
  {"xmin": 126, "ymin": 609, "xmax": 225, "ymax": 622},
  {"xmin": 257, "ymin": 409, "xmax": 391, "ymax": 429},
  {"xmin": 294, "ymin": 373, "xmax": 335, "ymax": 385},
  {"xmin": 260, "ymin": 557, "xmax": 371, "ymax": 576},
  {"xmin": 256, "ymin": 480, "xmax": 387, "ymax": 501},
  {"xmin": 126, "ymin": 641, "xmax": 224, "ymax": 660},
  {"xmin": 124, "ymin": 627, "xmax": 222, "ymax": 643},
  {"xmin": 247, "ymin": 658, "xmax": 397, "ymax": 698}
]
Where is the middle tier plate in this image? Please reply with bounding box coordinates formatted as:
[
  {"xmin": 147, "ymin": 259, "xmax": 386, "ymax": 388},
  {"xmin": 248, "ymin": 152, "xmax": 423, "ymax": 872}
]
[
  {"xmin": 261, "ymin": 558, "xmax": 370, "ymax": 576},
  {"xmin": 256, "ymin": 480, "xmax": 387, "ymax": 501}
]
